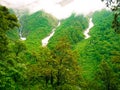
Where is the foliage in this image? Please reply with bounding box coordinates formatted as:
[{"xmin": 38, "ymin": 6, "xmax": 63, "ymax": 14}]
[
  {"xmin": 94, "ymin": 61, "xmax": 119, "ymax": 90},
  {"xmin": 0, "ymin": 5, "xmax": 26, "ymax": 89},
  {"xmin": 1, "ymin": 5, "xmax": 120, "ymax": 90},
  {"xmin": 7, "ymin": 11, "xmax": 58, "ymax": 51},
  {"xmin": 48, "ymin": 14, "xmax": 88, "ymax": 48},
  {"xmin": 101, "ymin": 0, "xmax": 120, "ymax": 33},
  {"xmin": 75, "ymin": 9, "xmax": 120, "ymax": 89},
  {"xmin": 26, "ymin": 40, "xmax": 83, "ymax": 89}
]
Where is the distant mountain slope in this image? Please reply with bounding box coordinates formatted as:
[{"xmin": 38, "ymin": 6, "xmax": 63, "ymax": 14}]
[
  {"xmin": 7, "ymin": 11, "xmax": 58, "ymax": 51},
  {"xmin": 48, "ymin": 14, "xmax": 88, "ymax": 48},
  {"xmin": 25, "ymin": 11, "xmax": 58, "ymax": 50},
  {"xmin": 75, "ymin": 10, "xmax": 120, "ymax": 80}
]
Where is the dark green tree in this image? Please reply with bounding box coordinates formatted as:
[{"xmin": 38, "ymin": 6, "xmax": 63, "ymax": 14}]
[
  {"xmin": 0, "ymin": 5, "xmax": 18, "ymax": 59},
  {"xmin": 50, "ymin": 39, "xmax": 82, "ymax": 90},
  {"xmin": 111, "ymin": 51, "xmax": 120, "ymax": 89},
  {"xmin": 95, "ymin": 61, "xmax": 119, "ymax": 90},
  {"xmin": 26, "ymin": 47, "xmax": 54, "ymax": 90},
  {"xmin": 101, "ymin": 0, "xmax": 120, "ymax": 33},
  {"xmin": 26, "ymin": 39, "xmax": 83, "ymax": 90},
  {"xmin": 0, "ymin": 5, "xmax": 25, "ymax": 89}
]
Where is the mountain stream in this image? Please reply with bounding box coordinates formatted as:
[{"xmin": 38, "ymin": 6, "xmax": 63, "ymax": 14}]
[
  {"xmin": 84, "ymin": 18, "xmax": 94, "ymax": 39},
  {"xmin": 41, "ymin": 18, "xmax": 94, "ymax": 47},
  {"xmin": 42, "ymin": 21, "xmax": 61, "ymax": 47}
]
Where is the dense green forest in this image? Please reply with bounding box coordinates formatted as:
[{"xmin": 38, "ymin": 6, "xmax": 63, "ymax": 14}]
[
  {"xmin": 75, "ymin": 9, "xmax": 120, "ymax": 89},
  {"xmin": 7, "ymin": 11, "xmax": 58, "ymax": 51},
  {"xmin": 48, "ymin": 14, "xmax": 88, "ymax": 48},
  {"xmin": 0, "ymin": 5, "xmax": 120, "ymax": 90}
]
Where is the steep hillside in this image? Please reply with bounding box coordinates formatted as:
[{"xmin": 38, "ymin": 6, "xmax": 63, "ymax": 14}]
[
  {"xmin": 75, "ymin": 10, "xmax": 120, "ymax": 86},
  {"xmin": 2, "ymin": 5, "xmax": 120, "ymax": 89},
  {"xmin": 7, "ymin": 11, "xmax": 58, "ymax": 51},
  {"xmin": 48, "ymin": 14, "xmax": 88, "ymax": 48},
  {"xmin": 25, "ymin": 11, "xmax": 58, "ymax": 50}
]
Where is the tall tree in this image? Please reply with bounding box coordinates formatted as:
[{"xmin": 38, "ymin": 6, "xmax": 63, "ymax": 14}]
[
  {"xmin": 26, "ymin": 39, "xmax": 83, "ymax": 90},
  {"xmin": 0, "ymin": 5, "xmax": 22, "ymax": 89},
  {"xmin": 95, "ymin": 60, "xmax": 119, "ymax": 90},
  {"xmin": 0, "ymin": 5, "xmax": 18, "ymax": 59},
  {"xmin": 111, "ymin": 51, "xmax": 120, "ymax": 89},
  {"xmin": 50, "ymin": 38, "xmax": 82, "ymax": 90}
]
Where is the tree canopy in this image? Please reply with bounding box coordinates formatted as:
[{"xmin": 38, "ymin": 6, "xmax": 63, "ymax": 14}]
[{"xmin": 101, "ymin": 0, "xmax": 120, "ymax": 33}]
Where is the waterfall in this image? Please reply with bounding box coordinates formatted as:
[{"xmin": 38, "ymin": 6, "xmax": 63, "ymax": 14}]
[
  {"xmin": 42, "ymin": 21, "xmax": 61, "ymax": 47},
  {"xmin": 84, "ymin": 18, "xmax": 94, "ymax": 39}
]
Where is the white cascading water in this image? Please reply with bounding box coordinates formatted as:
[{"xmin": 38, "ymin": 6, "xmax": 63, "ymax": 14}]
[
  {"xmin": 84, "ymin": 18, "xmax": 94, "ymax": 39},
  {"xmin": 19, "ymin": 29, "xmax": 26, "ymax": 40},
  {"xmin": 17, "ymin": 14, "xmax": 26, "ymax": 41},
  {"xmin": 42, "ymin": 18, "xmax": 93, "ymax": 46},
  {"xmin": 42, "ymin": 21, "xmax": 61, "ymax": 47}
]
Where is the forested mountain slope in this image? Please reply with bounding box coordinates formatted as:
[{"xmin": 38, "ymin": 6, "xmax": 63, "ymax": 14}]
[
  {"xmin": 7, "ymin": 11, "xmax": 58, "ymax": 51},
  {"xmin": 75, "ymin": 10, "xmax": 120, "ymax": 89},
  {"xmin": 2, "ymin": 6, "xmax": 120, "ymax": 89},
  {"xmin": 48, "ymin": 14, "xmax": 88, "ymax": 48}
]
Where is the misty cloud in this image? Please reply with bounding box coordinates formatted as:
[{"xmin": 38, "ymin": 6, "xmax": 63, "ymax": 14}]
[{"xmin": 0, "ymin": 0, "xmax": 106, "ymax": 19}]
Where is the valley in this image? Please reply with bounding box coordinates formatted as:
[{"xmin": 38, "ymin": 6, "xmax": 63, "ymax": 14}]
[
  {"xmin": 0, "ymin": 4, "xmax": 120, "ymax": 90},
  {"xmin": 42, "ymin": 17, "xmax": 94, "ymax": 47}
]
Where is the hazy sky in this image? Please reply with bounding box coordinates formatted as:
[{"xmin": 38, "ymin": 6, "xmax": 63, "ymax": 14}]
[{"xmin": 0, "ymin": 0, "xmax": 106, "ymax": 19}]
